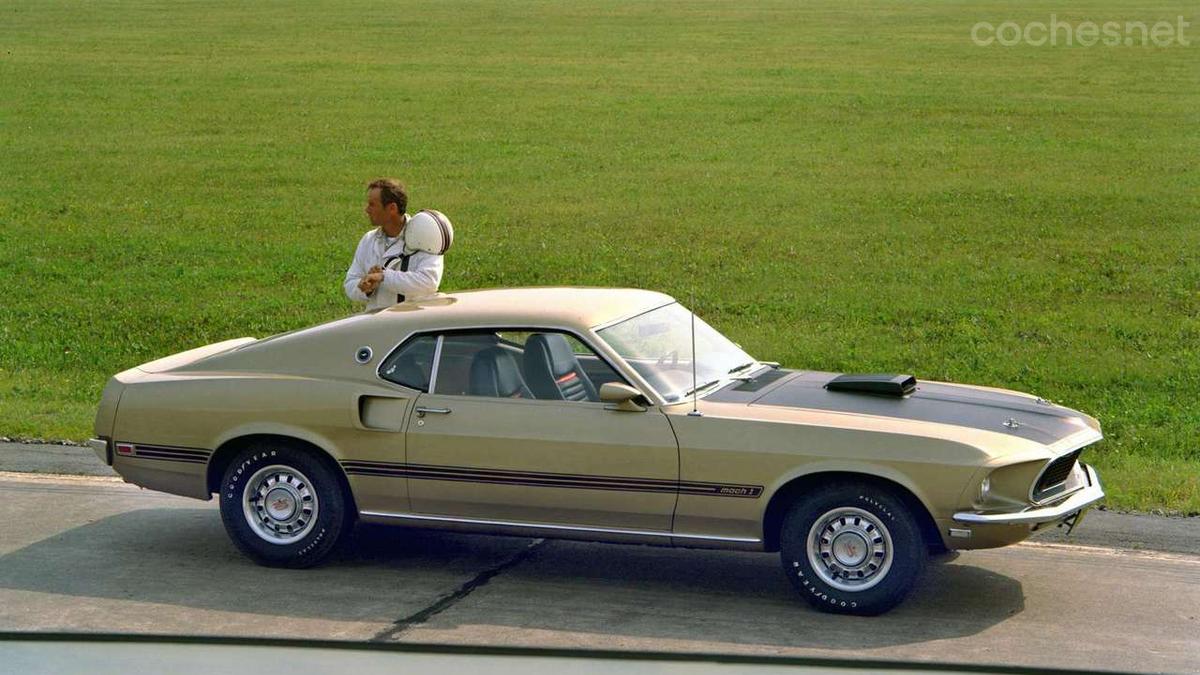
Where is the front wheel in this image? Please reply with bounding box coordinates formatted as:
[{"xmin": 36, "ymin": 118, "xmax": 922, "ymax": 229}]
[
  {"xmin": 219, "ymin": 441, "xmax": 351, "ymax": 568},
  {"xmin": 779, "ymin": 482, "xmax": 926, "ymax": 615}
]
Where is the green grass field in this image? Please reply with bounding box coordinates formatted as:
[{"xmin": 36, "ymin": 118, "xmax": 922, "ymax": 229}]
[{"xmin": 1, "ymin": 1, "xmax": 1197, "ymax": 512}]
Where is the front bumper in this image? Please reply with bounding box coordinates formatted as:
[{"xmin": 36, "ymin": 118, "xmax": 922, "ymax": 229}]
[
  {"xmin": 952, "ymin": 463, "xmax": 1104, "ymax": 526},
  {"xmin": 88, "ymin": 438, "xmax": 111, "ymax": 466}
]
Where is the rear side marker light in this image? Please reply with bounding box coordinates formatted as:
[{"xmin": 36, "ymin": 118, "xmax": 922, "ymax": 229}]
[{"xmin": 116, "ymin": 443, "xmax": 134, "ymax": 456}]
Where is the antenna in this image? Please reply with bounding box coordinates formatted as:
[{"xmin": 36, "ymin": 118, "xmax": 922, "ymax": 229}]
[{"xmin": 688, "ymin": 293, "xmax": 702, "ymax": 417}]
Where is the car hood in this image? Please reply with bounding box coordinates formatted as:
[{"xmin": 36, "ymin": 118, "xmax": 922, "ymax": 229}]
[{"xmin": 706, "ymin": 369, "xmax": 1100, "ymax": 448}]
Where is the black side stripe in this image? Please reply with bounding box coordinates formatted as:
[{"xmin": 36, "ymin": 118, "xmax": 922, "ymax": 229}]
[
  {"xmin": 340, "ymin": 460, "xmax": 763, "ymax": 498},
  {"xmin": 345, "ymin": 461, "xmax": 680, "ymax": 487},
  {"xmin": 123, "ymin": 443, "xmax": 211, "ymax": 465}
]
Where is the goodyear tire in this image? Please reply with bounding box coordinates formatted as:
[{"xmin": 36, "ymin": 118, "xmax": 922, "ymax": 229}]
[
  {"xmin": 779, "ymin": 482, "xmax": 926, "ymax": 615},
  {"xmin": 219, "ymin": 441, "xmax": 351, "ymax": 568}
]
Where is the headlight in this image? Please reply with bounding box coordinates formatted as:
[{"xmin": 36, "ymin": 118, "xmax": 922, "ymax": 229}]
[{"xmin": 972, "ymin": 461, "xmax": 1044, "ymax": 510}]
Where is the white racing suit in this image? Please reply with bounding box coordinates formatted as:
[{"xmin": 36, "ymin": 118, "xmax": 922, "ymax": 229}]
[{"xmin": 343, "ymin": 226, "xmax": 444, "ymax": 311}]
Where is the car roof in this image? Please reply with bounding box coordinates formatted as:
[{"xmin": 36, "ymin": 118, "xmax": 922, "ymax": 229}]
[{"xmin": 373, "ymin": 287, "xmax": 676, "ymax": 331}]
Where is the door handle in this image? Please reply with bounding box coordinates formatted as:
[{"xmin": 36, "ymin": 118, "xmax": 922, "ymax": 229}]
[{"xmin": 415, "ymin": 406, "xmax": 452, "ymax": 417}]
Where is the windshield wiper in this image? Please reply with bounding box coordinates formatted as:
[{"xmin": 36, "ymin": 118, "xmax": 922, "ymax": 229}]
[
  {"xmin": 681, "ymin": 379, "xmax": 722, "ymax": 399},
  {"xmin": 727, "ymin": 361, "xmax": 757, "ymax": 376}
]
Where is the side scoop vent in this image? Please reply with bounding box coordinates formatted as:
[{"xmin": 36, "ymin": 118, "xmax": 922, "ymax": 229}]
[{"xmin": 824, "ymin": 373, "xmax": 917, "ymax": 397}]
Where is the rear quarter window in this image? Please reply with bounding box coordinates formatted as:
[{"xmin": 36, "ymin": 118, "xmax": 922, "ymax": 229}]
[{"xmin": 379, "ymin": 334, "xmax": 438, "ymax": 391}]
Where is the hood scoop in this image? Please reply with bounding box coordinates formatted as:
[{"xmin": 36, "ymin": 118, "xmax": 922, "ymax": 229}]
[{"xmin": 824, "ymin": 373, "xmax": 917, "ymax": 397}]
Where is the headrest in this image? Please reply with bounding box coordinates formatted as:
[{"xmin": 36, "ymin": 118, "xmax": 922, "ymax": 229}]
[
  {"xmin": 469, "ymin": 347, "xmax": 527, "ymax": 398},
  {"xmin": 524, "ymin": 333, "xmax": 578, "ymax": 378}
]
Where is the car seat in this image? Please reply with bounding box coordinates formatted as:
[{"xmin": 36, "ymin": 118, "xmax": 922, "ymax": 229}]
[
  {"xmin": 468, "ymin": 346, "xmax": 533, "ymax": 399},
  {"xmin": 522, "ymin": 333, "xmax": 598, "ymax": 402}
]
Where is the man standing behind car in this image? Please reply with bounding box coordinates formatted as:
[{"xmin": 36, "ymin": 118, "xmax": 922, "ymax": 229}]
[{"xmin": 343, "ymin": 178, "xmax": 443, "ymax": 311}]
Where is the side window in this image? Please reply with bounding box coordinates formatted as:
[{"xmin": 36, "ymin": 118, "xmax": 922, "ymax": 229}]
[
  {"xmin": 379, "ymin": 334, "xmax": 438, "ymax": 391},
  {"xmin": 498, "ymin": 331, "xmax": 625, "ymax": 394},
  {"xmin": 432, "ymin": 329, "xmax": 625, "ymax": 402},
  {"xmin": 432, "ymin": 333, "xmax": 504, "ymax": 396}
]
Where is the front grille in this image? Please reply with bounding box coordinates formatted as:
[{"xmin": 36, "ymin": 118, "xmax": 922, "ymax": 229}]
[{"xmin": 1033, "ymin": 449, "xmax": 1082, "ymax": 501}]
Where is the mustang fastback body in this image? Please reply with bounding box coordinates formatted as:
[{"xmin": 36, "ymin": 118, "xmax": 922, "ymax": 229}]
[{"xmin": 90, "ymin": 287, "xmax": 1103, "ymax": 614}]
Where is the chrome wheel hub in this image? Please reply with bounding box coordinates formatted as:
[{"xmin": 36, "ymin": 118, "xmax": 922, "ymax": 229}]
[
  {"xmin": 265, "ymin": 488, "xmax": 297, "ymax": 520},
  {"xmin": 831, "ymin": 531, "xmax": 869, "ymax": 566},
  {"xmin": 807, "ymin": 507, "xmax": 894, "ymax": 592},
  {"xmin": 242, "ymin": 465, "xmax": 319, "ymax": 545}
]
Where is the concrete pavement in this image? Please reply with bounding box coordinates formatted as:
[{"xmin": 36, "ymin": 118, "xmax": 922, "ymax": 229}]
[
  {"xmin": 0, "ymin": 472, "xmax": 1197, "ymax": 673},
  {"xmin": 0, "ymin": 442, "xmax": 119, "ymax": 477}
]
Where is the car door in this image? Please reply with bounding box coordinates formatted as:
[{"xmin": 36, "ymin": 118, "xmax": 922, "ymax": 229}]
[
  {"xmin": 341, "ymin": 333, "xmax": 439, "ymax": 515},
  {"xmin": 404, "ymin": 329, "xmax": 680, "ymax": 531}
]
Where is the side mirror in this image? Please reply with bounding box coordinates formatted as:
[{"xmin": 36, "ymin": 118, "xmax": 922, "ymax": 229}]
[{"xmin": 600, "ymin": 382, "xmax": 647, "ymax": 412}]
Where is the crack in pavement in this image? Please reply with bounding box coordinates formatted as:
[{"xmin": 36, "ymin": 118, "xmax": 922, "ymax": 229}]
[{"xmin": 371, "ymin": 538, "xmax": 546, "ymax": 642}]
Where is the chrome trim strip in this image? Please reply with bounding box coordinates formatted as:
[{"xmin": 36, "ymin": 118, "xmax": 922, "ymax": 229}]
[
  {"xmin": 359, "ymin": 510, "xmax": 762, "ymax": 543},
  {"xmin": 954, "ymin": 464, "xmax": 1105, "ymax": 525},
  {"xmin": 427, "ymin": 335, "xmax": 444, "ymax": 394}
]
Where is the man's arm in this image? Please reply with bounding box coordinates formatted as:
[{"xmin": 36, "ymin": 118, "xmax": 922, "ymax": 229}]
[
  {"xmin": 343, "ymin": 234, "xmax": 372, "ymax": 302},
  {"xmin": 378, "ymin": 251, "xmax": 444, "ymax": 299}
]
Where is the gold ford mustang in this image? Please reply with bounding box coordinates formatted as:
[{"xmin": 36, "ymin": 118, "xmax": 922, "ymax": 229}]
[{"xmin": 89, "ymin": 287, "xmax": 1104, "ymax": 615}]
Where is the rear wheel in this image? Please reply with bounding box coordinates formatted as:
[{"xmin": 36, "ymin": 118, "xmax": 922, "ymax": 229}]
[
  {"xmin": 219, "ymin": 441, "xmax": 351, "ymax": 568},
  {"xmin": 779, "ymin": 482, "xmax": 926, "ymax": 615}
]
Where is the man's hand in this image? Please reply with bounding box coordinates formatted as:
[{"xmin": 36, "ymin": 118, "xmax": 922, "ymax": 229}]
[{"xmin": 358, "ymin": 270, "xmax": 384, "ymax": 295}]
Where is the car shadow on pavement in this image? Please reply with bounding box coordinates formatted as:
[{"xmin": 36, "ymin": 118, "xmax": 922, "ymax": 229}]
[
  {"xmin": 373, "ymin": 527, "xmax": 1027, "ymax": 650},
  {"xmin": 0, "ymin": 508, "xmax": 537, "ymax": 628},
  {"xmin": 0, "ymin": 510, "xmax": 1024, "ymax": 649}
]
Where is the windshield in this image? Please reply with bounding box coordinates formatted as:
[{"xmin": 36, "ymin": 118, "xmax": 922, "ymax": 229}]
[{"xmin": 597, "ymin": 302, "xmax": 757, "ymax": 403}]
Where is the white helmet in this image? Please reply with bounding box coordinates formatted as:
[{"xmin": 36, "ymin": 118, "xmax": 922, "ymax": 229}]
[{"xmin": 404, "ymin": 209, "xmax": 454, "ymax": 255}]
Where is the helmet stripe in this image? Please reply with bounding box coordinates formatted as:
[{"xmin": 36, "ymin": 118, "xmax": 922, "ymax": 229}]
[{"xmin": 430, "ymin": 209, "xmax": 451, "ymax": 254}]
